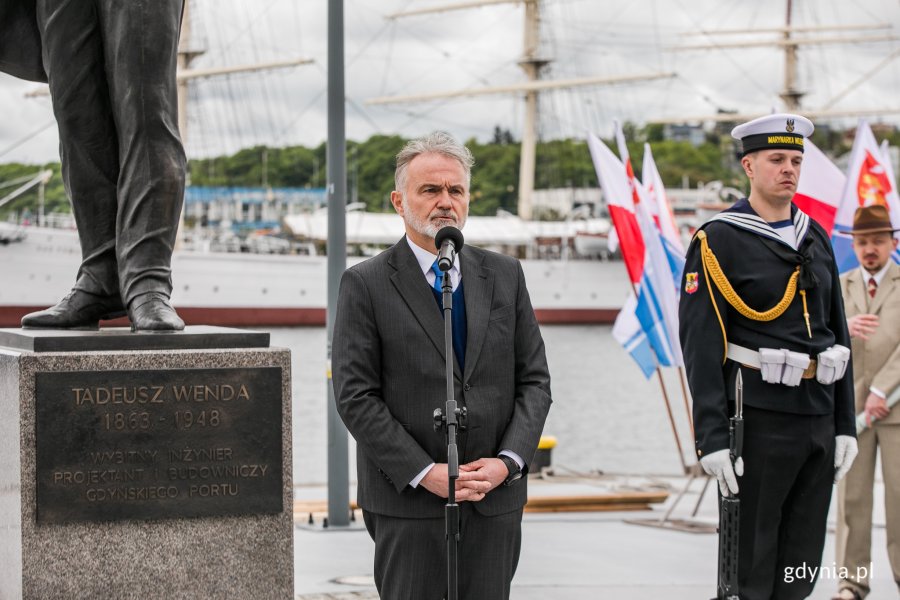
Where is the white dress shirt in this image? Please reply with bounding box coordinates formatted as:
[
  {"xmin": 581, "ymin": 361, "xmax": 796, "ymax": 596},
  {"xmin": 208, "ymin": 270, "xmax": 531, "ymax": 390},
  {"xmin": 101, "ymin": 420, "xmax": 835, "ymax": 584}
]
[
  {"xmin": 859, "ymin": 261, "xmax": 891, "ymax": 289},
  {"xmin": 406, "ymin": 235, "xmax": 461, "ymax": 291}
]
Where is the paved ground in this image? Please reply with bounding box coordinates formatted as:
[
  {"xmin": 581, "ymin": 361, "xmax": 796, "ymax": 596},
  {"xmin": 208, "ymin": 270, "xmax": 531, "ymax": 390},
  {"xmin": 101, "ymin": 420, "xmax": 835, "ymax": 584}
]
[{"xmin": 293, "ymin": 476, "xmax": 898, "ymax": 599}]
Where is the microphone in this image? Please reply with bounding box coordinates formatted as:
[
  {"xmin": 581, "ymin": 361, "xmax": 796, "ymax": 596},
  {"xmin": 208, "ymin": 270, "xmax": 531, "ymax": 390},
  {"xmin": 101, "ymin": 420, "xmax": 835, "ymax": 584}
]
[{"xmin": 434, "ymin": 226, "xmax": 464, "ymax": 272}]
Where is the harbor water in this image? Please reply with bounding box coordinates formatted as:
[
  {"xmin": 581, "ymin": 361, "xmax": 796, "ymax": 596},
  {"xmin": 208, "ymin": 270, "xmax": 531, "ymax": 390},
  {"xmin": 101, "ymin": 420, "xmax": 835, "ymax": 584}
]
[
  {"xmin": 275, "ymin": 324, "xmax": 695, "ymax": 487},
  {"xmin": 286, "ymin": 323, "xmax": 900, "ymax": 599}
]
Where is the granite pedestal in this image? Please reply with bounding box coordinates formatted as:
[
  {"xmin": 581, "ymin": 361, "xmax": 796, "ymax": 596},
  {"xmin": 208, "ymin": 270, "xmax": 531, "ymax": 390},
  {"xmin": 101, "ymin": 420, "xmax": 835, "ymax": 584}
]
[{"xmin": 0, "ymin": 327, "xmax": 293, "ymax": 600}]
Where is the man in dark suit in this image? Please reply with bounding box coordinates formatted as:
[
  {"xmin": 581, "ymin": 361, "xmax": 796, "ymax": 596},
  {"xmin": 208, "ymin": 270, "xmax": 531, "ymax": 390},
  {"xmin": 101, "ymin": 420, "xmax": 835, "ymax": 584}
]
[
  {"xmin": 0, "ymin": 0, "xmax": 186, "ymax": 330},
  {"xmin": 332, "ymin": 131, "xmax": 552, "ymax": 599}
]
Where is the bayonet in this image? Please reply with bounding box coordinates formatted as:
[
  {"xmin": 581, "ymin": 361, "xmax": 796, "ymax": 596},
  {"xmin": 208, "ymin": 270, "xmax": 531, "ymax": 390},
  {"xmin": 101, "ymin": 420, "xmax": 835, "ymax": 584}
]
[{"xmin": 730, "ymin": 369, "xmax": 744, "ymax": 465}]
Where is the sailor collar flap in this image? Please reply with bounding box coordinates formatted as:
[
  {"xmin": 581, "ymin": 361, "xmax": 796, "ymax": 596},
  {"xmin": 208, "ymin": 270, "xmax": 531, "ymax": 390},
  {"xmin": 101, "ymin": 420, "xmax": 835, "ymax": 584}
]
[
  {"xmin": 702, "ymin": 202, "xmax": 820, "ymax": 293},
  {"xmin": 707, "ymin": 203, "xmax": 811, "ymax": 251}
]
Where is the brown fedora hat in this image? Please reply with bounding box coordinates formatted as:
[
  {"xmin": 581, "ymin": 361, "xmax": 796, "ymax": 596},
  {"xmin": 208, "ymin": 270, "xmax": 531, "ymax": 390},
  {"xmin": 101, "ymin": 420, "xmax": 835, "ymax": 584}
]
[{"xmin": 849, "ymin": 205, "xmax": 899, "ymax": 235}]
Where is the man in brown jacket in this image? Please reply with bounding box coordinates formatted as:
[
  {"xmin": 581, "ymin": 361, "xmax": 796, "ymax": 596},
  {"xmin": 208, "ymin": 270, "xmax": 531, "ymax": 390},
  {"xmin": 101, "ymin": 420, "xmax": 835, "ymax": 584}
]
[{"xmin": 835, "ymin": 205, "xmax": 900, "ymax": 599}]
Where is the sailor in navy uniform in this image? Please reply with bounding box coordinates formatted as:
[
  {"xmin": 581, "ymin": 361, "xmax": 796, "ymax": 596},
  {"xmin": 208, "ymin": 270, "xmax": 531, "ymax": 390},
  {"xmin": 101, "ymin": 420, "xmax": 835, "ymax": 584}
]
[{"xmin": 679, "ymin": 113, "xmax": 857, "ymax": 599}]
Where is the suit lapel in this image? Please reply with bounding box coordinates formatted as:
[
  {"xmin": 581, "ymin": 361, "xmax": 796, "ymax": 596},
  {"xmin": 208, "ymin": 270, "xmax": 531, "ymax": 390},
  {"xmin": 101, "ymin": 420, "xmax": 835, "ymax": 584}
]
[
  {"xmin": 388, "ymin": 238, "xmax": 463, "ymax": 379},
  {"xmin": 846, "ymin": 269, "xmax": 867, "ymax": 315},
  {"xmin": 461, "ymin": 248, "xmax": 493, "ymax": 381},
  {"xmin": 870, "ymin": 262, "xmax": 900, "ymax": 315}
]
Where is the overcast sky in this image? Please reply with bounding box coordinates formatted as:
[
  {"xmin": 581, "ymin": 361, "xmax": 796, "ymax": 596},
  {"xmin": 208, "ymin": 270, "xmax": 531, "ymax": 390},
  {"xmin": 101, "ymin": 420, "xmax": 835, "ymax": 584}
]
[{"xmin": 1, "ymin": 0, "xmax": 899, "ymax": 165}]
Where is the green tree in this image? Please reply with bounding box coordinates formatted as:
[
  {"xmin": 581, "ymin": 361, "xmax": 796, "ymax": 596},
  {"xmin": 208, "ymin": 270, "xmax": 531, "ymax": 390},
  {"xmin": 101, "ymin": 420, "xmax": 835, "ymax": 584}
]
[
  {"xmin": 351, "ymin": 134, "xmax": 407, "ymax": 212},
  {"xmin": 535, "ymin": 138, "xmax": 598, "ymax": 190},
  {"xmin": 19, "ymin": 121, "xmax": 880, "ymax": 224},
  {"xmin": 644, "ymin": 140, "xmax": 741, "ymax": 189},
  {"xmin": 0, "ymin": 162, "xmax": 67, "ymax": 220},
  {"xmin": 466, "ymin": 138, "xmax": 519, "ymax": 216}
]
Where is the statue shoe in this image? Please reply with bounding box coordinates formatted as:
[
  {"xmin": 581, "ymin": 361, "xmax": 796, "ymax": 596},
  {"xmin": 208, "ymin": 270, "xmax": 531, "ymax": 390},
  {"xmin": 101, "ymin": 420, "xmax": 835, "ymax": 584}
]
[
  {"xmin": 128, "ymin": 292, "xmax": 185, "ymax": 332},
  {"xmin": 21, "ymin": 289, "xmax": 126, "ymax": 329}
]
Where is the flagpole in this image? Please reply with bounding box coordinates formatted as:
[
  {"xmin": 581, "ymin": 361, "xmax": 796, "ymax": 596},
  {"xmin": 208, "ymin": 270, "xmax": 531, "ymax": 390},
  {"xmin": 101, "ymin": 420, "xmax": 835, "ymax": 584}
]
[
  {"xmin": 677, "ymin": 366, "xmax": 695, "ymax": 441},
  {"xmin": 637, "ymin": 141, "xmax": 695, "ymax": 452},
  {"xmin": 654, "ymin": 366, "xmax": 688, "ymax": 474},
  {"xmin": 590, "ymin": 130, "xmax": 689, "ymax": 475},
  {"xmin": 618, "ymin": 132, "xmax": 688, "ymax": 474},
  {"xmin": 627, "ymin": 276, "xmax": 686, "ymax": 474}
]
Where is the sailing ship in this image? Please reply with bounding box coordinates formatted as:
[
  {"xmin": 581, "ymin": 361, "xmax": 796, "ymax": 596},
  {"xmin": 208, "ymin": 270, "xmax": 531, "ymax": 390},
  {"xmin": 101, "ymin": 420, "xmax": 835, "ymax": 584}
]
[
  {"xmin": 0, "ymin": 209, "xmax": 627, "ymax": 327},
  {"xmin": 1, "ymin": 0, "xmax": 898, "ymax": 328}
]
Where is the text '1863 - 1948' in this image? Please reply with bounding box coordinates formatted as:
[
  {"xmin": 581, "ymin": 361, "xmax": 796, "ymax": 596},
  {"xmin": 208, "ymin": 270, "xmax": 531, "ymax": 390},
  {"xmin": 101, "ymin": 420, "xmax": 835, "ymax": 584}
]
[{"xmin": 35, "ymin": 367, "xmax": 283, "ymax": 524}]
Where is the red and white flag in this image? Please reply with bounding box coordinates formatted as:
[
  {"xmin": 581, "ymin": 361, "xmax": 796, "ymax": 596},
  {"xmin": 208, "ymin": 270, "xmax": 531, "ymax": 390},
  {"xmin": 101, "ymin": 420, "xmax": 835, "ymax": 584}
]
[
  {"xmin": 880, "ymin": 139, "xmax": 900, "ymax": 232},
  {"xmin": 614, "ymin": 122, "xmax": 648, "ymax": 215},
  {"xmin": 642, "ymin": 143, "xmax": 685, "ymax": 256},
  {"xmin": 793, "ymin": 138, "xmax": 845, "ymax": 234},
  {"xmin": 590, "ymin": 127, "xmax": 683, "ymax": 367},
  {"xmin": 588, "ymin": 132, "xmax": 644, "ymax": 284},
  {"xmin": 832, "ymin": 120, "xmax": 900, "ymax": 271}
]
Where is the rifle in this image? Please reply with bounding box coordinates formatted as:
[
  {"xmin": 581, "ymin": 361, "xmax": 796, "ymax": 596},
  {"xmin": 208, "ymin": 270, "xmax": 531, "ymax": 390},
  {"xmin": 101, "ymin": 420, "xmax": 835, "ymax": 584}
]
[{"xmin": 715, "ymin": 369, "xmax": 743, "ymax": 600}]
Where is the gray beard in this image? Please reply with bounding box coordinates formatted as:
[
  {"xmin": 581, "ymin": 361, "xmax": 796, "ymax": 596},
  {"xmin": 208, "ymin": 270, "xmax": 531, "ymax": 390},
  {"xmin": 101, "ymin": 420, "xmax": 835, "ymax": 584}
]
[{"xmin": 401, "ymin": 196, "xmax": 467, "ymax": 240}]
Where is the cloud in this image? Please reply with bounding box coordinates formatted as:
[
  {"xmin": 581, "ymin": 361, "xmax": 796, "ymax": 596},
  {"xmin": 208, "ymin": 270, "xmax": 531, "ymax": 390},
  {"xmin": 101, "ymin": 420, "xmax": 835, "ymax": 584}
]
[
  {"xmin": 0, "ymin": 78, "xmax": 57, "ymax": 163},
  {"xmin": 1, "ymin": 0, "xmax": 898, "ymax": 165}
]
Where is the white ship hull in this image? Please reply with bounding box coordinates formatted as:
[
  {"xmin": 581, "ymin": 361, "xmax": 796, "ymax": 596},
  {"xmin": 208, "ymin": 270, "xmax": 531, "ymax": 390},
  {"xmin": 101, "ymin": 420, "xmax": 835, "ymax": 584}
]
[{"xmin": 1, "ymin": 224, "xmax": 629, "ymax": 327}]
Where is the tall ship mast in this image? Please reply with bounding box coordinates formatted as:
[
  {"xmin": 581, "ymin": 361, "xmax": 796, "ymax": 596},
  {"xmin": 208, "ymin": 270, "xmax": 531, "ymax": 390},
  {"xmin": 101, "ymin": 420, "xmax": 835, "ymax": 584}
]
[
  {"xmin": 2, "ymin": 0, "xmax": 898, "ymax": 328},
  {"xmin": 367, "ymin": 0, "xmax": 673, "ymax": 220},
  {"xmin": 658, "ymin": 0, "xmax": 900, "ymax": 124}
]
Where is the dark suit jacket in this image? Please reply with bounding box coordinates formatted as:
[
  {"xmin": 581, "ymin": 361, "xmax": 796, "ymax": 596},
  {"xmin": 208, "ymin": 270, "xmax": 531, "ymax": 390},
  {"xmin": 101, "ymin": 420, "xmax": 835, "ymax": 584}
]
[
  {"xmin": 332, "ymin": 237, "xmax": 552, "ymax": 518},
  {"xmin": 0, "ymin": 0, "xmax": 46, "ymax": 82}
]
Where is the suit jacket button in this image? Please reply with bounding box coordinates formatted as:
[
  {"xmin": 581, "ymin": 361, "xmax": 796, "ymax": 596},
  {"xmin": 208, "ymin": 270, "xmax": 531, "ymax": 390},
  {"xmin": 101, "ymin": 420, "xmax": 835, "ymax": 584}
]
[{"xmin": 464, "ymin": 383, "xmax": 471, "ymax": 391}]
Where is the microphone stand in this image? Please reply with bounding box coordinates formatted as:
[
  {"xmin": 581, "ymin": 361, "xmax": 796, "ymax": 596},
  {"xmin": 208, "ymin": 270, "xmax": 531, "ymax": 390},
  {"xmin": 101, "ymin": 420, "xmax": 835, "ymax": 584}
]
[{"xmin": 433, "ymin": 267, "xmax": 466, "ymax": 600}]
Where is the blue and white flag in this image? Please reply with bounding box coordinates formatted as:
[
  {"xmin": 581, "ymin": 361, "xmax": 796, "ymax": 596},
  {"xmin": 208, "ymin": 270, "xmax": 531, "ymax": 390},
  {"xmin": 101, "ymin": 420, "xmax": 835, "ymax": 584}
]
[
  {"xmin": 612, "ymin": 292, "xmax": 658, "ymax": 379},
  {"xmin": 642, "ymin": 143, "xmax": 687, "ymax": 289},
  {"xmin": 633, "ymin": 209, "xmax": 684, "ymax": 368},
  {"xmin": 592, "ymin": 125, "xmax": 683, "ymax": 369}
]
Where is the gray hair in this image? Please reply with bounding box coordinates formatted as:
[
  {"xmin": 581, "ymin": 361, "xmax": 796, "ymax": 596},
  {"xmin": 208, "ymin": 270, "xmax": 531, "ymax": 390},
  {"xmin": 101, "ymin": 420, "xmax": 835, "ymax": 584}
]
[{"xmin": 394, "ymin": 131, "xmax": 475, "ymax": 195}]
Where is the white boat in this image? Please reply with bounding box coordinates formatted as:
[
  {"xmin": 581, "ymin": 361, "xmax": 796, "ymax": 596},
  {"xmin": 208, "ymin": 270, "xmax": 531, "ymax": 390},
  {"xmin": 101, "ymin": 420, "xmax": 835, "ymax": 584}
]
[{"xmin": 0, "ymin": 220, "xmax": 630, "ymax": 328}]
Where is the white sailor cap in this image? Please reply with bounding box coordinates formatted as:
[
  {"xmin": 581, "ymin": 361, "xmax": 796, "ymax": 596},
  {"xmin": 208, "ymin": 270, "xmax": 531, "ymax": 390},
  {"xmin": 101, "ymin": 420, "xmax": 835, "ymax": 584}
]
[{"xmin": 731, "ymin": 113, "xmax": 814, "ymax": 157}]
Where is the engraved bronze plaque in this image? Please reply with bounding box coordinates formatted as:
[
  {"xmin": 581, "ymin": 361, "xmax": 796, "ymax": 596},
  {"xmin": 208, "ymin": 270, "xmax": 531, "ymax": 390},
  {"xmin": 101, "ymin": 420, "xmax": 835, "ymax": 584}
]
[{"xmin": 35, "ymin": 367, "xmax": 283, "ymax": 524}]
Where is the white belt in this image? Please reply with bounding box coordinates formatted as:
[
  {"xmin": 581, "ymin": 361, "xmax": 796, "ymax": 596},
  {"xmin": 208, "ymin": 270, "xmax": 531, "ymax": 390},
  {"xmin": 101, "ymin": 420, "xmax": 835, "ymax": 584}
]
[
  {"xmin": 726, "ymin": 343, "xmax": 763, "ymax": 369},
  {"xmin": 726, "ymin": 342, "xmax": 848, "ymax": 385},
  {"xmin": 726, "ymin": 342, "xmax": 818, "ymax": 383}
]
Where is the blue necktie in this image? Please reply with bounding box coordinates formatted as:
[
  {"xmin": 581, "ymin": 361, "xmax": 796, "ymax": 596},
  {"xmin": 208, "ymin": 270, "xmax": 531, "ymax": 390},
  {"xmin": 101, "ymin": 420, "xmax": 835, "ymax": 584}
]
[
  {"xmin": 431, "ymin": 260, "xmax": 445, "ymax": 293},
  {"xmin": 429, "ymin": 260, "xmax": 466, "ymax": 371}
]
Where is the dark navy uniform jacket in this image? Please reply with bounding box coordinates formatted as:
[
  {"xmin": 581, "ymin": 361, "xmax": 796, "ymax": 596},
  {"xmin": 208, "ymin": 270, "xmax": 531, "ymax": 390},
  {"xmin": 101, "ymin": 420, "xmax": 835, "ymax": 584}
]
[{"xmin": 679, "ymin": 199, "xmax": 855, "ymax": 457}]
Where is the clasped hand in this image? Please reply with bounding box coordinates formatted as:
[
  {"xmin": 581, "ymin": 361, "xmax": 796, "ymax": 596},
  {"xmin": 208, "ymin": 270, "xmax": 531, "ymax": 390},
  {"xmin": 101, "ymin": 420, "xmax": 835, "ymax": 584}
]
[
  {"xmin": 864, "ymin": 392, "xmax": 890, "ymax": 425},
  {"xmin": 420, "ymin": 458, "xmax": 509, "ymax": 502}
]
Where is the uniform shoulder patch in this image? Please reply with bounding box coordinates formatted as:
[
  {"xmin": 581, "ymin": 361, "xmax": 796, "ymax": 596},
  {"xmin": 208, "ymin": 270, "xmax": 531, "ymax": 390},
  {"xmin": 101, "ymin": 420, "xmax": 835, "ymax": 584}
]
[{"xmin": 684, "ymin": 272, "xmax": 699, "ymax": 294}]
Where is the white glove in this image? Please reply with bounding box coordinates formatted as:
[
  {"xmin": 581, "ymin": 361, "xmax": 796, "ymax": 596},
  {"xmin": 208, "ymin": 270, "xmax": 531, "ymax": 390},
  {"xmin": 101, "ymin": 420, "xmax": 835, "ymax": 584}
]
[
  {"xmin": 781, "ymin": 349, "xmax": 811, "ymax": 387},
  {"xmin": 759, "ymin": 347, "xmax": 786, "ymax": 384},
  {"xmin": 834, "ymin": 435, "xmax": 858, "ymax": 483},
  {"xmin": 700, "ymin": 449, "xmax": 744, "ymax": 497}
]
